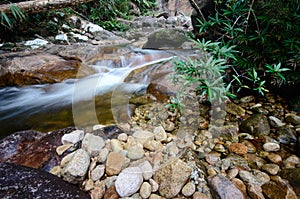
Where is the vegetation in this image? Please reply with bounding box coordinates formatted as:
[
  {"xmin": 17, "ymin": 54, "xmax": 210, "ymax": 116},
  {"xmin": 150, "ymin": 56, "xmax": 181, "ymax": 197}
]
[{"xmin": 172, "ymin": 0, "xmax": 299, "ymax": 107}]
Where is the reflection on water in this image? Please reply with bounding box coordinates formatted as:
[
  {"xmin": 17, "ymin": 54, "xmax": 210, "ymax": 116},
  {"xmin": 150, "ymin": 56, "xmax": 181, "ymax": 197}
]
[{"xmin": 0, "ymin": 47, "xmax": 177, "ymax": 136}]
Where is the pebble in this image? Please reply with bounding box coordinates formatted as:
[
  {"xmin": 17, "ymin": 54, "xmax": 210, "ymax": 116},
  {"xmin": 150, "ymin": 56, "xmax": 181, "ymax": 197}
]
[
  {"xmin": 239, "ymin": 170, "xmax": 270, "ymax": 186},
  {"xmin": 106, "ymin": 152, "xmax": 127, "ymax": 176},
  {"xmin": 269, "ymin": 116, "xmax": 285, "ymax": 127},
  {"xmin": 285, "ymin": 114, "xmax": 300, "ymax": 125},
  {"xmin": 227, "ymin": 168, "xmax": 239, "ymax": 180},
  {"xmin": 262, "ymin": 164, "xmax": 280, "ymax": 175},
  {"xmin": 91, "ymin": 165, "xmax": 105, "ymax": 181},
  {"xmin": 90, "ymin": 181, "xmax": 105, "ymax": 199},
  {"xmin": 104, "ymin": 185, "xmax": 118, "ymax": 199},
  {"xmin": 97, "ymin": 148, "xmax": 109, "ymax": 163},
  {"xmin": 205, "ymin": 152, "xmax": 221, "ymax": 165},
  {"xmin": 110, "ymin": 139, "xmax": 123, "ymax": 152},
  {"xmin": 117, "ymin": 133, "xmax": 128, "ymax": 142},
  {"xmin": 56, "ymin": 144, "xmax": 73, "ymax": 155},
  {"xmin": 229, "ymin": 143, "xmax": 248, "ymax": 155},
  {"xmin": 149, "ymin": 194, "xmax": 162, "ymax": 199},
  {"xmin": 283, "ymin": 155, "xmax": 300, "ymax": 168},
  {"xmin": 153, "ymin": 126, "xmax": 167, "ymax": 142},
  {"xmin": 263, "ymin": 142, "xmax": 280, "ymax": 152},
  {"xmin": 132, "ymin": 130, "xmax": 154, "ymax": 145},
  {"xmin": 193, "ymin": 192, "xmax": 210, "ymax": 199},
  {"xmin": 115, "ymin": 167, "xmax": 143, "ymax": 197},
  {"xmin": 82, "ymin": 133, "xmax": 105, "ymax": 157},
  {"xmin": 164, "ymin": 142, "xmax": 179, "ymax": 157},
  {"xmin": 247, "ymin": 183, "xmax": 264, "ymax": 199},
  {"xmin": 127, "ymin": 145, "xmax": 145, "ymax": 160},
  {"xmin": 61, "ymin": 130, "xmax": 84, "ymax": 144},
  {"xmin": 138, "ymin": 160, "xmax": 153, "ymax": 180},
  {"xmin": 140, "ymin": 182, "xmax": 152, "ymax": 199},
  {"xmin": 149, "ymin": 179, "xmax": 159, "ymax": 192},
  {"xmin": 181, "ymin": 182, "xmax": 196, "ymax": 197},
  {"xmin": 267, "ymin": 153, "xmax": 282, "ymax": 164}
]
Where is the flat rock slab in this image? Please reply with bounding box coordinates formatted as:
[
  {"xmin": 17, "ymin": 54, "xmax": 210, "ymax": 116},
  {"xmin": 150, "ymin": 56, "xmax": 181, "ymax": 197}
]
[{"xmin": 0, "ymin": 162, "xmax": 90, "ymax": 199}]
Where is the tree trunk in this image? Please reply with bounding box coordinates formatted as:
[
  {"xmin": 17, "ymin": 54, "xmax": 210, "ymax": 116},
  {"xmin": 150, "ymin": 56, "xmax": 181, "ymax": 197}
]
[{"xmin": 0, "ymin": 0, "xmax": 94, "ymax": 14}]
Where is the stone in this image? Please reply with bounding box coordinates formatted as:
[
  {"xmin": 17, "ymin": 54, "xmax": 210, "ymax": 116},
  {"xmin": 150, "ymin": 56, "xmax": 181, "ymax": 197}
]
[
  {"xmin": 226, "ymin": 102, "xmax": 246, "ymax": 116},
  {"xmin": 240, "ymin": 113, "xmax": 270, "ymax": 137},
  {"xmin": 132, "ymin": 130, "xmax": 154, "ymax": 145},
  {"xmin": 55, "ymin": 33, "xmax": 68, "ymax": 42},
  {"xmin": 61, "ymin": 149, "xmax": 90, "ymax": 184},
  {"xmin": 117, "ymin": 133, "xmax": 128, "ymax": 142},
  {"xmin": 143, "ymin": 140, "xmax": 163, "ymax": 151},
  {"xmin": 280, "ymin": 168, "xmax": 300, "ymax": 197},
  {"xmin": 104, "ymin": 176, "xmax": 117, "ymax": 189},
  {"xmin": 227, "ymin": 168, "xmax": 239, "ymax": 180},
  {"xmin": 90, "ymin": 181, "xmax": 105, "ymax": 199},
  {"xmin": 115, "ymin": 167, "xmax": 143, "ymax": 197},
  {"xmin": 262, "ymin": 176, "xmax": 297, "ymax": 199},
  {"xmin": 229, "ymin": 143, "xmax": 248, "ymax": 155},
  {"xmin": 149, "ymin": 194, "xmax": 162, "ymax": 199},
  {"xmin": 153, "ymin": 158, "xmax": 192, "ymax": 198},
  {"xmin": 231, "ymin": 178, "xmax": 247, "ymax": 198},
  {"xmin": 0, "ymin": 162, "xmax": 90, "ymax": 199},
  {"xmin": 269, "ymin": 116, "xmax": 285, "ymax": 127},
  {"xmin": 61, "ymin": 129, "xmax": 84, "ymax": 145},
  {"xmin": 267, "ymin": 153, "xmax": 282, "ymax": 164},
  {"xmin": 104, "ymin": 185, "xmax": 119, "ymax": 199},
  {"xmin": 283, "ymin": 155, "xmax": 300, "ymax": 168},
  {"xmin": 127, "ymin": 145, "xmax": 145, "ymax": 160},
  {"xmin": 205, "ymin": 152, "xmax": 221, "ymax": 165},
  {"xmin": 154, "ymin": 126, "xmax": 167, "ymax": 142},
  {"xmin": 83, "ymin": 179, "xmax": 94, "ymax": 191},
  {"xmin": 277, "ymin": 125, "xmax": 297, "ymax": 144},
  {"xmin": 56, "ymin": 144, "xmax": 73, "ymax": 155},
  {"xmin": 286, "ymin": 114, "xmax": 300, "ymax": 125},
  {"xmin": 138, "ymin": 160, "xmax": 153, "ymax": 180},
  {"xmin": 262, "ymin": 164, "xmax": 280, "ymax": 175},
  {"xmin": 239, "ymin": 170, "xmax": 270, "ymax": 186},
  {"xmin": 182, "ymin": 182, "xmax": 196, "ymax": 197},
  {"xmin": 106, "ymin": 152, "xmax": 127, "ymax": 176},
  {"xmin": 91, "ymin": 165, "xmax": 105, "ymax": 181},
  {"xmin": 98, "ymin": 148, "xmax": 109, "ymax": 163},
  {"xmin": 208, "ymin": 174, "xmax": 245, "ymax": 199},
  {"xmin": 193, "ymin": 192, "xmax": 210, "ymax": 199},
  {"xmin": 164, "ymin": 141, "xmax": 179, "ymax": 157},
  {"xmin": 25, "ymin": 38, "xmax": 48, "ymax": 49},
  {"xmin": 83, "ymin": 22, "xmax": 103, "ymax": 33},
  {"xmin": 140, "ymin": 182, "xmax": 152, "ymax": 199},
  {"xmin": 82, "ymin": 133, "xmax": 105, "ymax": 157},
  {"xmin": 149, "ymin": 179, "xmax": 159, "ymax": 192},
  {"xmin": 263, "ymin": 142, "xmax": 280, "ymax": 152},
  {"xmin": 110, "ymin": 139, "xmax": 123, "ymax": 152},
  {"xmin": 72, "ymin": 33, "xmax": 89, "ymax": 41},
  {"xmin": 247, "ymin": 183, "xmax": 265, "ymax": 199}
]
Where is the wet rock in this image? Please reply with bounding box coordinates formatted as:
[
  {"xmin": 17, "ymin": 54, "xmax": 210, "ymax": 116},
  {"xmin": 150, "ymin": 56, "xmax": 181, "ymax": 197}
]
[
  {"xmin": 267, "ymin": 153, "xmax": 282, "ymax": 164},
  {"xmin": 231, "ymin": 178, "xmax": 247, "ymax": 198},
  {"xmin": 283, "ymin": 155, "xmax": 300, "ymax": 168},
  {"xmin": 239, "ymin": 170, "xmax": 270, "ymax": 186},
  {"xmin": 263, "ymin": 142, "xmax": 280, "ymax": 152},
  {"xmin": 61, "ymin": 129, "xmax": 85, "ymax": 145},
  {"xmin": 229, "ymin": 143, "xmax": 248, "ymax": 155},
  {"xmin": 269, "ymin": 116, "xmax": 285, "ymax": 127},
  {"xmin": 209, "ymin": 125, "xmax": 239, "ymax": 139},
  {"xmin": 208, "ymin": 174, "xmax": 245, "ymax": 199},
  {"xmin": 262, "ymin": 164, "xmax": 280, "ymax": 175},
  {"xmin": 280, "ymin": 168, "xmax": 300, "ymax": 197},
  {"xmin": 247, "ymin": 183, "xmax": 265, "ymax": 199},
  {"xmin": 115, "ymin": 167, "xmax": 143, "ymax": 197},
  {"xmin": 240, "ymin": 114, "xmax": 270, "ymax": 137},
  {"xmin": 276, "ymin": 125, "xmax": 297, "ymax": 144},
  {"xmin": 262, "ymin": 176, "xmax": 297, "ymax": 199},
  {"xmin": 285, "ymin": 114, "xmax": 300, "ymax": 125},
  {"xmin": 62, "ymin": 149, "xmax": 90, "ymax": 184},
  {"xmin": 0, "ymin": 162, "xmax": 90, "ymax": 199},
  {"xmin": 4, "ymin": 127, "xmax": 76, "ymax": 171},
  {"xmin": 226, "ymin": 102, "xmax": 245, "ymax": 116},
  {"xmin": 154, "ymin": 158, "xmax": 192, "ymax": 198}
]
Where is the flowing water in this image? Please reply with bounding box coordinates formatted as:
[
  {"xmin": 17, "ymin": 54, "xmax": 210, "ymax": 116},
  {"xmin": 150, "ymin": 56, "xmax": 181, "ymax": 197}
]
[{"xmin": 0, "ymin": 47, "xmax": 188, "ymax": 136}]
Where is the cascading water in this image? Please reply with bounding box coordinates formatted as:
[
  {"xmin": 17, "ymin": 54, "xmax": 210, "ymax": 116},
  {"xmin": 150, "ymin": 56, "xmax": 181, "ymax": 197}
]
[{"xmin": 0, "ymin": 48, "xmax": 177, "ymax": 136}]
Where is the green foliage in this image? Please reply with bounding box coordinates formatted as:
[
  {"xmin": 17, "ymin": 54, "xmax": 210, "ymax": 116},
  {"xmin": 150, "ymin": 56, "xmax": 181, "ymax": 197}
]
[
  {"xmin": 1, "ymin": 2, "xmax": 26, "ymax": 29},
  {"xmin": 192, "ymin": 0, "xmax": 299, "ymax": 96}
]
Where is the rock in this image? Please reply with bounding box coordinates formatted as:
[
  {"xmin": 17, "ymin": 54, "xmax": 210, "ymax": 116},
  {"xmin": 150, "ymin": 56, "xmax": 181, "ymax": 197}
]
[
  {"xmin": 140, "ymin": 182, "xmax": 152, "ymax": 199},
  {"xmin": 261, "ymin": 164, "xmax": 280, "ymax": 175},
  {"xmin": 149, "ymin": 179, "xmax": 159, "ymax": 192},
  {"xmin": 226, "ymin": 102, "xmax": 245, "ymax": 116},
  {"xmin": 154, "ymin": 126, "xmax": 167, "ymax": 142},
  {"xmin": 55, "ymin": 33, "xmax": 68, "ymax": 42},
  {"xmin": 115, "ymin": 167, "xmax": 143, "ymax": 197},
  {"xmin": 149, "ymin": 194, "xmax": 162, "ymax": 199},
  {"xmin": 117, "ymin": 133, "xmax": 128, "ymax": 142},
  {"xmin": 247, "ymin": 183, "xmax": 265, "ymax": 199},
  {"xmin": 164, "ymin": 142, "xmax": 179, "ymax": 157},
  {"xmin": 127, "ymin": 145, "xmax": 145, "ymax": 160},
  {"xmin": 280, "ymin": 168, "xmax": 300, "ymax": 197},
  {"xmin": 56, "ymin": 144, "xmax": 73, "ymax": 155},
  {"xmin": 105, "ymin": 152, "xmax": 127, "ymax": 176},
  {"xmin": 269, "ymin": 116, "xmax": 285, "ymax": 127},
  {"xmin": 240, "ymin": 114, "xmax": 270, "ymax": 137},
  {"xmin": 205, "ymin": 152, "xmax": 221, "ymax": 165},
  {"xmin": 209, "ymin": 124, "xmax": 239, "ymax": 139},
  {"xmin": 72, "ymin": 33, "xmax": 89, "ymax": 41},
  {"xmin": 97, "ymin": 148, "xmax": 109, "ymax": 163},
  {"xmin": 82, "ymin": 133, "xmax": 105, "ymax": 157},
  {"xmin": 227, "ymin": 168, "xmax": 239, "ymax": 180},
  {"xmin": 62, "ymin": 149, "xmax": 90, "ymax": 184},
  {"xmin": 110, "ymin": 139, "xmax": 124, "ymax": 152},
  {"xmin": 231, "ymin": 178, "xmax": 247, "ymax": 198},
  {"xmin": 154, "ymin": 158, "xmax": 192, "ymax": 198},
  {"xmin": 267, "ymin": 153, "xmax": 282, "ymax": 164},
  {"xmin": 104, "ymin": 185, "xmax": 118, "ymax": 199},
  {"xmin": 263, "ymin": 142, "xmax": 280, "ymax": 152},
  {"xmin": 229, "ymin": 143, "xmax": 248, "ymax": 155},
  {"xmin": 193, "ymin": 192, "xmax": 210, "ymax": 199},
  {"xmin": 283, "ymin": 155, "xmax": 300, "ymax": 168},
  {"xmin": 277, "ymin": 125, "xmax": 297, "ymax": 144},
  {"xmin": 286, "ymin": 114, "xmax": 300, "ymax": 125},
  {"xmin": 262, "ymin": 176, "xmax": 297, "ymax": 199},
  {"xmin": 182, "ymin": 182, "xmax": 196, "ymax": 197},
  {"xmin": 138, "ymin": 160, "xmax": 153, "ymax": 180},
  {"xmin": 24, "ymin": 38, "xmax": 48, "ymax": 49},
  {"xmin": 90, "ymin": 181, "xmax": 105, "ymax": 199},
  {"xmin": 239, "ymin": 170, "xmax": 270, "ymax": 186},
  {"xmin": 132, "ymin": 130, "xmax": 154, "ymax": 145},
  {"xmin": 91, "ymin": 165, "xmax": 105, "ymax": 181},
  {"xmin": 0, "ymin": 162, "xmax": 90, "ymax": 199},
  {"xmin": 62, "ymin": 129, "xmax": 85, "ymax": 145},
  {"xmin": 208, "ymin": 174, "xmax": 245, "ymax": 199},
  {"xmin": 82, "ymin": 22, "xmax": 103, "ymax": 33}
]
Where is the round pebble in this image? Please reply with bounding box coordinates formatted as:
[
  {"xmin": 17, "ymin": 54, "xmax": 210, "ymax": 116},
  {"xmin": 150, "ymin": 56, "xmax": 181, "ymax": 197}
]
[
  {"xmin": 263, "ymin": 142, "xmax": 280, "ymax": 152},
  {"xmin": 229, "ymin": 143, "xmax": 248, "ymax": 155},
  {"xmin": 262, "ymin": 164, "xmax": 280, "ymax": 175},
  {"xmin": 140, "ymin": 182, "xmax": 152, "ymax": 199},
  {"xmin": 181, "ymin": 182, "xmax": 196, "ymax": 197}
]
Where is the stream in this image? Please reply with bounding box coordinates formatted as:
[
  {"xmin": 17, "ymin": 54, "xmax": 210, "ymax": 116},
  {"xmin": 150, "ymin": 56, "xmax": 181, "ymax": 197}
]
[{"xmin": 0, "ymin": 47, "xmax": 191, "ymax": 137}]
